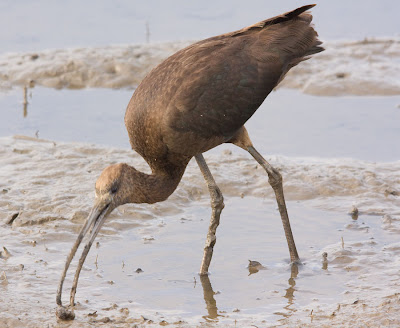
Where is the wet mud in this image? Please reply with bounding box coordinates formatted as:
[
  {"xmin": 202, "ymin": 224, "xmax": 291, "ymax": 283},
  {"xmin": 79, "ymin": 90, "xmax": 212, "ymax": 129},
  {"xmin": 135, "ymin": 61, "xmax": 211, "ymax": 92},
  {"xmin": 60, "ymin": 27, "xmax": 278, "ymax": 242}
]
[
  {"xmin": 1, "ymin": 38, "xmax": 399, "ymax": 96},
  {"xmin": 1, "ymin": 135, "xmax": 400, "ymax": 327}
]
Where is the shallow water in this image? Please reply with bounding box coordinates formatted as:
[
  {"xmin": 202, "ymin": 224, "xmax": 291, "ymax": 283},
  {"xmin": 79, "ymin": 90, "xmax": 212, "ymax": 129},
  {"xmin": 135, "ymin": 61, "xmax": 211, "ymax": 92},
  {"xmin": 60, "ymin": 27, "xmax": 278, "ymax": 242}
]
[
  {"xmin": 1, "ymin": 87, "xmax": 399, "ymax": 161},
  {"xmin": 1, "ymin": 2, "xmax": 400, "ymax": 327}
]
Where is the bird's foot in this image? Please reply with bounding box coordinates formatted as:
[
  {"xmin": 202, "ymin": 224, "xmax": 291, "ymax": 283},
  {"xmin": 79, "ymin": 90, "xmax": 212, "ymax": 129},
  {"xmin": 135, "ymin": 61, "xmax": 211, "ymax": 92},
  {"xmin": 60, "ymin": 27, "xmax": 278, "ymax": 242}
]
[{"xmin": 56, "ymin": 305, "xmax": 75, "ymax": 321}]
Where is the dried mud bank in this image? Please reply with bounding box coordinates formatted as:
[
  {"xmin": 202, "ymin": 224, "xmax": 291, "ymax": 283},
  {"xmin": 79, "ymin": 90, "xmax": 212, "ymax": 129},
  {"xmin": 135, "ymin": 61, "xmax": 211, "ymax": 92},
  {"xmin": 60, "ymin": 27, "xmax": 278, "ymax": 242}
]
[{"xmin": 0, "ymin": 38, "xmax": 399, "ymax": 96}]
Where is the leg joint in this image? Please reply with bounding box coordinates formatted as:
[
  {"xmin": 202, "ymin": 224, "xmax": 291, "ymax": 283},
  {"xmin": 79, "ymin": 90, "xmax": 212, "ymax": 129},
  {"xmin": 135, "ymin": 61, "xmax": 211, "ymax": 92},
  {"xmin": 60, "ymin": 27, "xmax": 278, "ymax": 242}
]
[
  {"xmin": 209, "ymin": 186, "xmax": 224, "ymax": 210},
  {"xmin": 204, "ymin": 234, "xmax": 217, "ymax": 249},
  {"xmin": 268, "ymin": 168, "xmax": 282, "ymax": 188}
]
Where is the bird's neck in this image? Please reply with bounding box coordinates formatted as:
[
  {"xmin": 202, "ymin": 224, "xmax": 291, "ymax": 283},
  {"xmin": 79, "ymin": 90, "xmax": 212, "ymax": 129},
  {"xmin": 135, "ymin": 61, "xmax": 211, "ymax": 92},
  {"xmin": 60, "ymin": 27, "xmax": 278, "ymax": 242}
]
[{"xmin": 127, "ymin": 164, "xmax": 186, "ymax": 204}]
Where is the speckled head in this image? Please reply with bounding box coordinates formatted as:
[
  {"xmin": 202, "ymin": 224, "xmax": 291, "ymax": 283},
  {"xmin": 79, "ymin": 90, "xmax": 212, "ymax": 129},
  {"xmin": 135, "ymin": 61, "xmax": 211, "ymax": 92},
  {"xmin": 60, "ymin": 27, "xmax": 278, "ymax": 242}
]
[{"xmin": 95, "ymin": 163, "xmax": 148, "ymax": 210}]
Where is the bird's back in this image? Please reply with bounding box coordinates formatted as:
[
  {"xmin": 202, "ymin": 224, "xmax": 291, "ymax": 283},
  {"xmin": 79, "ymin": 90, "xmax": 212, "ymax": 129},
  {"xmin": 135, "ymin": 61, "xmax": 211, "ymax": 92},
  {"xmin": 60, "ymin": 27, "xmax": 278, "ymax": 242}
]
[{"xmin": 125, "ymin": 5, "xmax": 323, "ymax": 172}]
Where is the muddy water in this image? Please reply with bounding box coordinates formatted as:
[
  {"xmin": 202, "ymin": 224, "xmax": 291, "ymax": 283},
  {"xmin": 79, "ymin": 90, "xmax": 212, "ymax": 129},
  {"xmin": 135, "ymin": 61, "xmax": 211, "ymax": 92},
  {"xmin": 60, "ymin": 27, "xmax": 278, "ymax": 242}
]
[{"xmin": 1, "ymin": 133, "xmax": 400, "ymax": 327}]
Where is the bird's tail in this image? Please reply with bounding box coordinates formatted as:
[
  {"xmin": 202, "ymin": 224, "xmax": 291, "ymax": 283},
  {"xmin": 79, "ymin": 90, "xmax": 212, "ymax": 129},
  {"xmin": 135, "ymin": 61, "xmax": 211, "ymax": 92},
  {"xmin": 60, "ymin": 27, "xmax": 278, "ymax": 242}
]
[{"xmin": 232, "ymin": 4, "xmax": 324, "ymax": 71}]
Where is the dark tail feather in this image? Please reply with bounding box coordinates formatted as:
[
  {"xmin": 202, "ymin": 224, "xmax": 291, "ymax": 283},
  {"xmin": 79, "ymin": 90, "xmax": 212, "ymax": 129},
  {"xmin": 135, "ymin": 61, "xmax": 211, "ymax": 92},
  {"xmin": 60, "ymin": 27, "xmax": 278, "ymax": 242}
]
[
  {"xmin": 232, "ymin": 4, "xmax": 318, "ymax": 36},
  {"xmin": 263, "ymin": 4, "xmax": 317, "ymax": 27},
  {"xmin": 284, "ymin": 4, "xmax": 316, "ymax": 20}
]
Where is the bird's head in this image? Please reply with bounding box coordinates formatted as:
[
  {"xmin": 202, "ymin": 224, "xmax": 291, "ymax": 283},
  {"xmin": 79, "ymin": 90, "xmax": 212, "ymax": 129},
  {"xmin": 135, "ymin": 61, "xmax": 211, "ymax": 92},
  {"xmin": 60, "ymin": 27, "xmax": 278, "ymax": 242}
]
[
  {"xmin": 56, "ymin": 162, "xmax": 145, "ymax": 313},
  {"xmin": 94, "ymin": 163, "xmax": 135, "ymax": 211},
  {"xmin": 87, "ymin": 163, "xmax": 147, "ymax": 235}
]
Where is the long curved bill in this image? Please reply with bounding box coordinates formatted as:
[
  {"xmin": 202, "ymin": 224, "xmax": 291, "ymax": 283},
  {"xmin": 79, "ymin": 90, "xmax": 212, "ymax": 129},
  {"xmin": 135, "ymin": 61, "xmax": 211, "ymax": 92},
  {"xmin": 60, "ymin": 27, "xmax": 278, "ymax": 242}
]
[{"xmin": 56, "ymin": 199, "xmax": 111, "ymax": 309}]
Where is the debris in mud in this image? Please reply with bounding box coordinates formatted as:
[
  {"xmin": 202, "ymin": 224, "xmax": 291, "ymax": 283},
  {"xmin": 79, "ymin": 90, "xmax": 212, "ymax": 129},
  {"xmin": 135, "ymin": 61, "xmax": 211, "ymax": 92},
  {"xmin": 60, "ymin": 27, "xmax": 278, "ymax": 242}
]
[
  {"xmin": 348, "ymin": 205, "xmax": 359, "ymax": 220},
  {"xmin": 135, "ymin": 268, "xmax": 143, "ymax": 273},
  {"xmin": 102, "ymin": 304, "xmax": 118, "ymax": 311},
  {"xmin": 10, "ymin": 264, "xmax": 24, "ymax": 271},
  {"xmin": 385, "ymin": 189, "xmax": 399, "ymax": 196},
  {"xmin": 87, "ymin": 310, "xmax": 97, "ymax": 317},
  {"xmin": 247, "ymin": 260, "xmax": 266, "ymax": 275},
  {"xmin": 0, "ymin": 271, "xmax": 8, "ymax": 285},
  {"xmin": 143, "ymin": 236, "xmax": 155, "ymax": 243},
  {"xmin": 173, "ymin": 320, "xmax": 187, "ymax": 325},
  {"xmin": 7, "ymin": 212, "xmax": 19, "ymax": 225},
  {"xmin": 0, "ymin": 246, "xmax": 11, "ymax": 259},
  {"xmin": 248, "ymin": 260, "xmax": 262, "ymax": 268},
  {"xmin": 336, "ymin": 72, "xmax": 347, "ymax": 79},
  {"xmin": 382, "ymin": 214, "xmax": 393, "ymax": 225},
  {"xmin": 22, "ymin": 240, "xmax": 37, "ymax": 247},
  {"xmin": 35, "ymin": 259, "xmax": 48, "ymax": 265},
  {"xmin": 12, "ymin": 214, "xmax": 62, "ymax": 227},
  {"xmin": 322, "ymin": 252, "xmax": 328, "ymax": 270},
  {"xmin": 140, "ymin": 315, "xmax": 154, "ymax": 324},
  {"xmin": 90, "ymin": 316, "xmax": 111, "ymax": 323},
  {"xmin": 119, "ymin": 307, "xmax": 129, "ymax": 315}
]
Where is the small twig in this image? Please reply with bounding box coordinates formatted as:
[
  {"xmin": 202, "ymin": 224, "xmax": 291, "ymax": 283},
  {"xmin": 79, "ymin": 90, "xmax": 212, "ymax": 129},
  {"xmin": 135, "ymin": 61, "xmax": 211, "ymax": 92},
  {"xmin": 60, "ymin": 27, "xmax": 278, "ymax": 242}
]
[
  {"xmin": 23, "ymin": 86, "xmax": 28, "ymax": 105},
  {"xmin": 23, "ymin": 86, "xmax": 28, "ymax": 117}
]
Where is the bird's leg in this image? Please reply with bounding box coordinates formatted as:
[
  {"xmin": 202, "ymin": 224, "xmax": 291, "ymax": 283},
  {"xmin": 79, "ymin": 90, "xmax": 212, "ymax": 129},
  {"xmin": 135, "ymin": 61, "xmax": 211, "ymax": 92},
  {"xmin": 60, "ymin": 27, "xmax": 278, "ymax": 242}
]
[
  {"xmin": 247, "ymin": 146, "xmax": 300, "ymax": 263},
  {"xmin": 195, "ymin": 154, "xmax": 225, "ymax": 275}
]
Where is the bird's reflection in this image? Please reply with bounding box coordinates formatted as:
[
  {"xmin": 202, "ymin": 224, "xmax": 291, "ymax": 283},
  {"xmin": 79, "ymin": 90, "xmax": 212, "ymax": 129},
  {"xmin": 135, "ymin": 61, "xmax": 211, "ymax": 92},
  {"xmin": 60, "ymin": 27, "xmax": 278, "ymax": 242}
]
[
  {"xmin": 199, "ymin": 274, "xmax": 219, "ymax": 320},
  {"xmin": 285, "ymin": 263, "xmax": 298, "ymax": 303},
  {"xmin": 275, "ymin": 262, "xmax": 299, "ymax": 321},
  {"xmin": 198, "ymin": 263, "xmax": 301, "ymax": 322}
]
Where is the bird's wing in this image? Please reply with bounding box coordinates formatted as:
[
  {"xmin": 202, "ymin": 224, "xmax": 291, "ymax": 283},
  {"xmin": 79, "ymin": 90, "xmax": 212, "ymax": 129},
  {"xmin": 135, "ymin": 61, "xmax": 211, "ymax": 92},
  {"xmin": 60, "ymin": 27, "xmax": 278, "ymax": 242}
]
[
  {"xmin": 163, "ymin": 5, "xmax": 323, "ymax": 140},
  {"xmin": 125, "ymin": 5, "xmax": 323, "ymax": 159}
]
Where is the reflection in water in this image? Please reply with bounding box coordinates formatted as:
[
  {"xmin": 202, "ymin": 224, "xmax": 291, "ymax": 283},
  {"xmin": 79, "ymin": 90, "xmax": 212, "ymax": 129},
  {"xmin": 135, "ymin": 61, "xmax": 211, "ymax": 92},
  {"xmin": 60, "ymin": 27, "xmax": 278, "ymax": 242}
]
[
  {"xmin": 199, "ymin": 264, "xmax": 301, "ymax": 323},
  {"xmin": 349, "ymin": 205, "xmax": 359, "ymax": 220},
  {"xmin": 23, "ymin": 86, "xmax": 28, "ymax": 117},
  {"xmin": 22, "ymin": 82, "xmax": 34, "ymax": 118},
  {"xmin": 322, "ymin": 252, "xmax": 328, "ymax": 270},
  {"xmin": 281, "ymin": 263, "xmax": 299, "ymax": 319},
  {"xmin": 200, "ymin": 275, "xmax": 219, "ymax": 320}
]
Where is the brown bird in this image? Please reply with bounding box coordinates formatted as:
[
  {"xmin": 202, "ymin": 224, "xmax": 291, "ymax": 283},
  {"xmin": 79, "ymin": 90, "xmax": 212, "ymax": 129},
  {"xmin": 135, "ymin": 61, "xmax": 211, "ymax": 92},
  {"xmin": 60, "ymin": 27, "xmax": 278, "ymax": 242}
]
[{"xmin": 56, "ymin": 4, "xmax": 323, "ymax": 319}]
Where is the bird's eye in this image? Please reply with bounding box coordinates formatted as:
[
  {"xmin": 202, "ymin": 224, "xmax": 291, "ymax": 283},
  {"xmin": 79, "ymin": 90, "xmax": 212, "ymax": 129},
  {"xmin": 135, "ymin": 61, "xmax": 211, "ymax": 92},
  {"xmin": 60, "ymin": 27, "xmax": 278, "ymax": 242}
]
[{"xmin": 111, "ymin": 184, "xmax": 118, "ymax": 194}]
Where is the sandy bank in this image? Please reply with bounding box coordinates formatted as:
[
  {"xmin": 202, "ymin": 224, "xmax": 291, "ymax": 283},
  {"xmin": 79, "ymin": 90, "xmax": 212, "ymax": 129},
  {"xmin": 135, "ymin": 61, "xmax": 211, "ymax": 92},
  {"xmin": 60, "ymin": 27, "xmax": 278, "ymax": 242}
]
[{"xmin": 0, "ymin": 38, "xmax": 399, "ymax": 96}]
